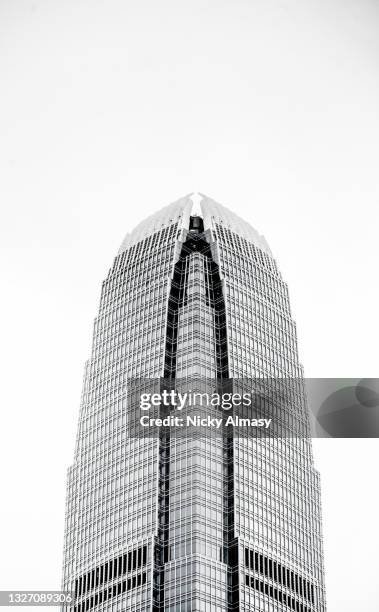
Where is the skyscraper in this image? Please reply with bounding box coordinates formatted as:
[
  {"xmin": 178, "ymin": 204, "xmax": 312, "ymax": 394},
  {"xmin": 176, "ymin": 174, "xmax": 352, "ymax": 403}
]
[{"xmin": 62, "ymin": 195, "xmax": 326, "ymax": 612}]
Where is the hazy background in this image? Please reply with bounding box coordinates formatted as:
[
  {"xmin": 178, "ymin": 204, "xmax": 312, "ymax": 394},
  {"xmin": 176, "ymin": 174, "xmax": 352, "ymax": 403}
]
[{"xmin": 1, "ymin": 1, "xmax": 378, "ymax": 610}]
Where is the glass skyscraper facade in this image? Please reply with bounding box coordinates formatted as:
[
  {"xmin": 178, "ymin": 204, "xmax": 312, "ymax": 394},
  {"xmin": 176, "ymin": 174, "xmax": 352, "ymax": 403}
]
[{"xmin": 62, "ymin": 195, "xmax": 326, "ymax": 612}]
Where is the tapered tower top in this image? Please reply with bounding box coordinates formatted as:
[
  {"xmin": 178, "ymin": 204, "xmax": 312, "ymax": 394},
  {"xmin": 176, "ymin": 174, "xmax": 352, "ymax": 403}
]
[{"xmin": 118, "ymin": 193, "xmax": 272, "ymax": 256}]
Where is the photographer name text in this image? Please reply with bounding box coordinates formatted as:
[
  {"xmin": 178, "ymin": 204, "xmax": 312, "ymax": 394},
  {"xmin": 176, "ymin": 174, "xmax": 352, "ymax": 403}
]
[{"xmin": 140, "ymin": 415, "xmax": 272, "ymax": 429}]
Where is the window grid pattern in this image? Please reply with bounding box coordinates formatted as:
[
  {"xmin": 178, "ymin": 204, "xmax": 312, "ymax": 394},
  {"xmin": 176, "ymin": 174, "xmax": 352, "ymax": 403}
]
[
  {"xmin": 63, "ymin": 199, "xmax": 326, "ymax": 612},
  {"xmin": 63, "ymin": 218, "xmax": 182, "ymax": 612},
  {"xmin": 154, "ymin": 225, "xmax": 237, "ymax": 611},
  {"xmin": 208, "ymin": 219, "xmax": 326, "ymax": 612}
]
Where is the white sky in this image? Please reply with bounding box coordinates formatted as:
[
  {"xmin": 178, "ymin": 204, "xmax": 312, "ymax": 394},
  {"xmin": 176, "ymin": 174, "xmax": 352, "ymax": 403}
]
[{"xmin": 0, "ymin": 1, "xmax": 378, "ymax": 610}]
